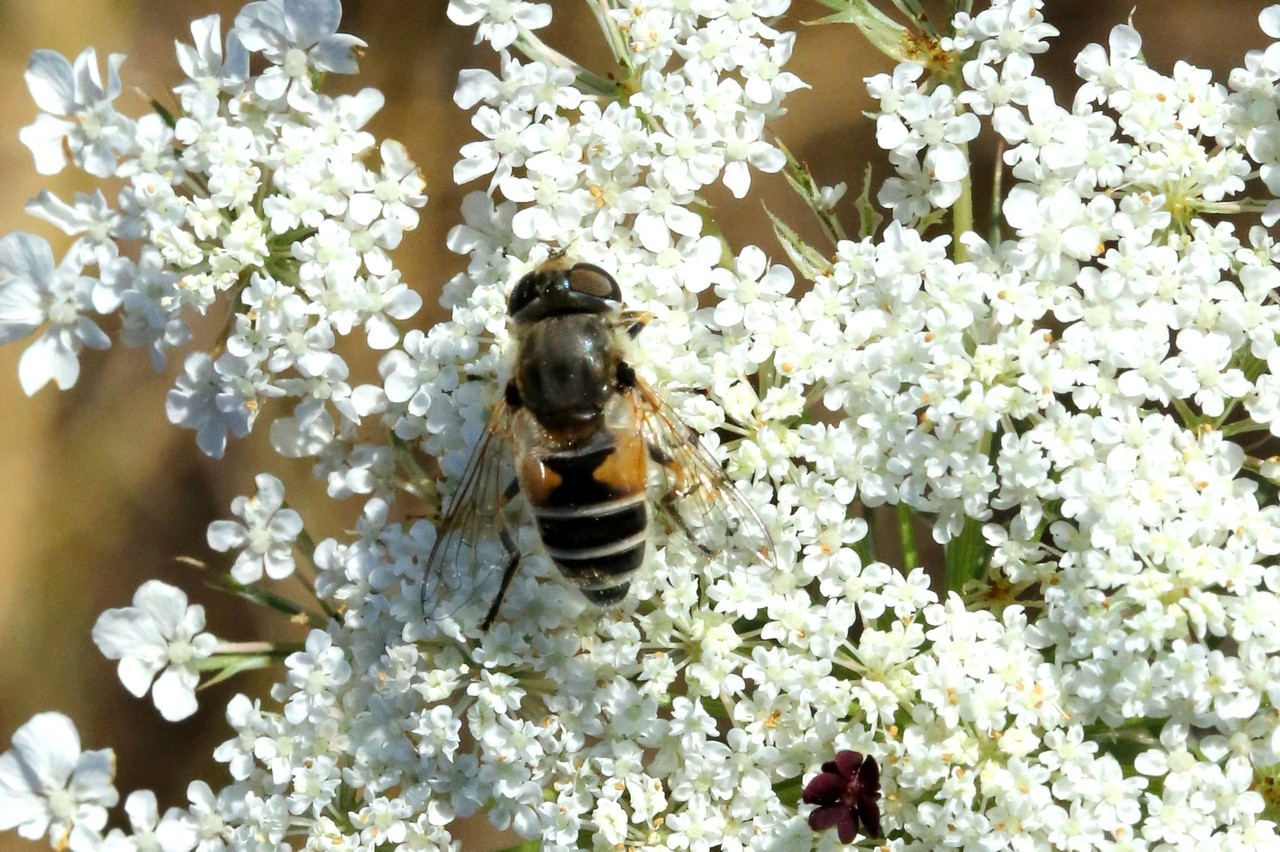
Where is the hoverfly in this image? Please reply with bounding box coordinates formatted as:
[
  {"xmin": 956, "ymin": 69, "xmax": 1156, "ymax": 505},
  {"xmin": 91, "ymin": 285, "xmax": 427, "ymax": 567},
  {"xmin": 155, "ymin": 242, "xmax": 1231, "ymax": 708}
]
[{"xmin": 422, "ymin": 255, "xmax": 774, "ymax": 630}]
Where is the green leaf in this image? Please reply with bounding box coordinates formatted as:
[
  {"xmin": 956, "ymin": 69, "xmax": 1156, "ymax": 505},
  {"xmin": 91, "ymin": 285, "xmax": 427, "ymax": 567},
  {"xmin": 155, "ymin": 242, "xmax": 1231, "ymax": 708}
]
[
  {"xmin": 776, "ymin": 138, "xmax": 847, "ymax": 245},
  {"xmin": 150, "ymin": 98, "xmax": 178, "ymax": 128},
  {"xmin": 774, "ymin": 774, "xmax": 805, "ymax": 807},
  {"xmin": 199, "ymin": 654, "xmax": 272, "ymax": 688},
  {"xmin": 804, "ymin": 0, "xmax": 912, "ymax": 63},
  {"xmin": 1238, "ymin": 348, "xmax": 1268, "ymax": 385},
  {"xmin": 189, "ymin": 563, "xmax": 328, "ymax": 628},
  {"xmin": 392, "ymin": 430, "xmax": 442, "ymax": 513},
  {"xmin": 853, "ymin": 163, "xmax": 883, "ymax": 239},
  {"xmin": 765, "ymin": 206, "xmax": 830, "ymax": 282},
  {"xmin": 887, "ymin": 0, "xmax": 937, "ymax": 38}
]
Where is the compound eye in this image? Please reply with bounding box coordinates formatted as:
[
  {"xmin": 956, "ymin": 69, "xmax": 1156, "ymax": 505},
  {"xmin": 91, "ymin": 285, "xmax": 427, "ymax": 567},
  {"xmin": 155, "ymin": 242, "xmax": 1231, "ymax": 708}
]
[
  {"xmin": 507, "ymin": 272, "xmax": 540, "ymax": 317},
  {"xmin": 567, "ymin": 263, "xmax": 621, "ymax": 302}
]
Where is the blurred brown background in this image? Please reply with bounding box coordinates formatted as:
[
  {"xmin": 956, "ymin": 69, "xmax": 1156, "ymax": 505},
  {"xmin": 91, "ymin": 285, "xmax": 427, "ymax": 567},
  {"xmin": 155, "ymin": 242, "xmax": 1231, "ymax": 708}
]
[{"xmin": 0, "ymin": 1, "xmax": 1267, "ymax": 848}]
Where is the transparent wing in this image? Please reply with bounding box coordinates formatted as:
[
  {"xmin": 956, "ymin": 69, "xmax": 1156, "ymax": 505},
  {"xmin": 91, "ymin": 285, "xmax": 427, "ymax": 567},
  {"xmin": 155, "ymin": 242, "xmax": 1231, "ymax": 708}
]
[
  {"xmin": 629, "ymin": 379, "xmax": 776, "ymax": 576},
  {"xmin": 420, "ymin": 400, "xmax": 521, "ymax": 626}
]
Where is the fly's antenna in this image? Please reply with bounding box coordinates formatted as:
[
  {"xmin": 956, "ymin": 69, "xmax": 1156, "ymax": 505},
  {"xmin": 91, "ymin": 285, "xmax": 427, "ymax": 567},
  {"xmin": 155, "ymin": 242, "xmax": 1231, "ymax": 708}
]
[{"xmin": 553, "ymin": 234, "xmax": 587, "ymax": 260}]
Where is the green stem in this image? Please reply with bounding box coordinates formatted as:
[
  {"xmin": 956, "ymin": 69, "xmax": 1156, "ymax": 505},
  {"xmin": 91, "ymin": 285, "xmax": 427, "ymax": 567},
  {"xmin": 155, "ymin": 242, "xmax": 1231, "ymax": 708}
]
[
  {"xmin": 896, "ymin": 502, "xmax": 919, "ymax": 571},
  {"xmin": 1194, "ymin": 200, "xmax": 1270, "ymax": 215},
  {"xmin": 776, "ymin": 137, "xmax": 847, "ymax": 245},
  {"xmin": 1222, "ymin": 419, "xmax": 1270, "ymax": 438},
  {"xmin": 293, "ymin": 527, "xmax": 339, "ymax": 620},
  {"xmin": 949, "ymin": 0, "xmax": 974, "ymax": 20},
  {"xmin": 203, "ymin": 570, "xmax": 331, "ymax": 629},
  {"xmin": 944, "ymin": 515, "xmax": 989, "ymax": 593},
  {"xmin": 953, "ymin": 144, "xmax": 973, "ymax": 262},
  {"xmin": 295, "ymin": 526, "xmax": 318, "ymax": 564},
  {"xmin": 514, "ymin": 29, "xmax": 620, "ymax": 97},
  {"xmin": 1171, "ymin": 397, "xmax": 1200, "ymax": 429},
  {"xmin": 210, "ymin": 641, "xmax": 301, "ymax": 656},
  {"xmin": 757, "ymin": 357, "xmax": 777, "ymax": 397},
  {"xmin": 943, "ymin": 425, "xmax": 995, "ymax": 591},
  {"xmin": 207, "ymin": 270, "xmax": 255, "ymax": 358},
  {"xmin": 589, "ymin": 0, "xmax": 636, "ymax": 81},
  {"xmin": 855, "ymin": 505, "xmax": 878, "ymax": 566},
  {"xmin": 1206, "ymin": 398, "xmax": 1241, "ymax": 432},
  {"xmin": 773, "ymin": 774, "xmax": 805, "ymax": 807},
  {"xmin": 989, "ymin": 138, "xmax": 1005, "ymax": 244},
  {"xmin": 888, "ymin": 0, "xmax": 936, "ymax": 38}
]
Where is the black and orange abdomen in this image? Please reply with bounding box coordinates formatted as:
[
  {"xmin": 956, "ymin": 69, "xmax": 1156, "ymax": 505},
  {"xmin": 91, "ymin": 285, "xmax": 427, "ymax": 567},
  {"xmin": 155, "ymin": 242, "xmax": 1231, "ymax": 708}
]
[{"xmin": 518, "ymin": 429, "xmax": 649, "ymax": 603}]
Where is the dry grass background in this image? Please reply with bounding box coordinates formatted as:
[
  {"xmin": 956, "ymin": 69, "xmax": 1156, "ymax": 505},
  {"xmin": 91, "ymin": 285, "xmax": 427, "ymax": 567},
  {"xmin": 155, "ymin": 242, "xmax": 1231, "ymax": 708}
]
[{"xmin": 0, "ymin": 1, "xmax": 1267, "ymax": 849}]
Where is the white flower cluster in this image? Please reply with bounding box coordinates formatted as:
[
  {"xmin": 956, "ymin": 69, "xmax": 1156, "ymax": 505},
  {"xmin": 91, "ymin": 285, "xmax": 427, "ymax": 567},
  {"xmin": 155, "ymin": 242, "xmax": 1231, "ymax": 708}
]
[
  {"xmin": 7, "ymin": 0, "xmax": 425, "ymax": 460},
  {"xmin": 4, "ymin": 0, "xmax": 1280, "ymax": 850},
  {"xmin": 207, "ymin": 473, "xmax": 304, "ymax": 585},
  {"xmin": 92, "ymin": 581, "xmax": 218, "ymax": 723}
]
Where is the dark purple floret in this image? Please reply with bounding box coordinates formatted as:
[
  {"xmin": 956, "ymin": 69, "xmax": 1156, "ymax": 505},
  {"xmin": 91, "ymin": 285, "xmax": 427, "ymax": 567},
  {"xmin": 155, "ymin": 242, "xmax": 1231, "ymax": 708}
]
[{"xmin": 802, "ymin": 750, "xmax": 883, "ymax": 843}]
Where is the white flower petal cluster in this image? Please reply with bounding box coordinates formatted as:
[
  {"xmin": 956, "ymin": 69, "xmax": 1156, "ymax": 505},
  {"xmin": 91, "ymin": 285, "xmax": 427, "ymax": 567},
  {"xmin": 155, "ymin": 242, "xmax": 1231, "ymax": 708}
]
[
  {"xmin": 92, "ymin": 580, "xmax": 218, "ymax": 722},
  {"xmin": 0, "ymin": 713, "xmax": 117, "ymax": 850},
  {"xmin": 6, "ymin": 3, "xmax": 425, "ymax": 465},
  {"xmin": 19, "ymin": 48, "xmax": 134, "ymax": 178},
  {"xmin": 0, "ymin": 232, "xmax": 109, "ymax": 394},
  {"xmin": 99, "ymin": 790, "xmax": 198, "ymax": 852},
  {"xmin": 447, "ymin": 0, "xmax": 551, "ymax": 50},
  {"xmin": 872, "ymin": 62, "xmax": 983, "ymax": 218},
  {"xmin": 207, "ymin": 472, "xmax": 305, "ymax": 584}
]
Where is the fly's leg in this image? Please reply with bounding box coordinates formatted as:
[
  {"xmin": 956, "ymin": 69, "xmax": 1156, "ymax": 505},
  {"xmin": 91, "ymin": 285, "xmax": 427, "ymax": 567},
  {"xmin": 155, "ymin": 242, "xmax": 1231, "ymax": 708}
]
[
  {"xmin": 480, "ymin": 529, "xmax": 520, "ymax": 632},
  {"xmin": 617, "ymin": 310, "xmax": 652, "ymax": 340},
  {"xmin": 659, "ymin": 384, "xmax": 711, "ymax": 397},
  {"xmin": 648, "ymin": 443, "xmax": 715, "ymax": 606},
  {"xmin": 481, "ymin": 479, "xmax": 522, "ymax": 632},
  {"xmin": 647, "ymin": 442, "xmax": 713, "ymax": 556}
]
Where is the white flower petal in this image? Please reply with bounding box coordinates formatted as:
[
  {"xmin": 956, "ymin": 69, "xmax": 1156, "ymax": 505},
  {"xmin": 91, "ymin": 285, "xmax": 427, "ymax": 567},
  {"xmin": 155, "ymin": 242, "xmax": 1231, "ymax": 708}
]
[
  {"xmin": 151, "ymin": 667, "xmax": 199, "ymax": 722},
  {"xmin": 24, "ymin": 50, "xmax": 75, "ymax": 114},
  {"xmin": 262, "ymin": 548, "xmax": 297, "ymax": 580},
  {"xmin": 0, "ymin": 232, "xmax": 54, "ymax": 286},
  {"xmin": 252, "ymin": 473, "xmax": 286, "ymax": 512},
  {"xmin": 92, "ymin": 608, "xmax": 164, "ymax": 661},
  {"xmin": 310, "ymin": 35, "xmax": 366, "ymax": 74},
  {"xmin": 132, "ymin": 580, "xmax": 190, "ymax": 635},
  {"xmin": 634, "ymin": 209, "xmax": 671, "ymax": 252},
  {"xmin": 11, "ymin": 713, "xmax": 80, "ymax": 790},
  {"xmin": 117, "ymin": 656, "xmax": 164, "ymax": 698},
  {"xmin": 0, "ymin": 280, "xmax": 44, "ymax": 344},
  {"xmin": 347, "ymin": 194, "xmax": 381, "ymax": 227},
  {"xmin": 69, "ymin": 748, "xmax": 117, "ymax": 809},
  {"xmin": 1264, "ymin": 6, "xmax": 1280, "ymax": 38},
  {"xmin": 18, "ymin": 331, "xmax": 79, "ymax": 395},
  {"xmin": 283, "ymin": 0, "xmax": 340, "ymax": 45},
  {"xmin": 0, "ymin": 752, "xmax": 43, "ymax": 829},
  {"xmin": 207, "ymin": 519, "xmax": 249, "ymax": 552},
  {"xmin": 18, "ymin": 114, "xmax": 75, "ymax": 175},
  {"xmin": 230, "ymin": 552, "xmax": 266, "ymax": 585}
]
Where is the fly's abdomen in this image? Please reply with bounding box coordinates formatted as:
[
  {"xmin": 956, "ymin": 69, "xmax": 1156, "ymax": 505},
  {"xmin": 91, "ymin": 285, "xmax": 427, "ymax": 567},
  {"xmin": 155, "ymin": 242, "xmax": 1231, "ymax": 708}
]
[
  {"xmin": 535, "ymin": 496, "xmax": 648, "ymax": 602},
  {"xmin": 519, "ymin": 428, "xmax": 650, "ymax": 603}
]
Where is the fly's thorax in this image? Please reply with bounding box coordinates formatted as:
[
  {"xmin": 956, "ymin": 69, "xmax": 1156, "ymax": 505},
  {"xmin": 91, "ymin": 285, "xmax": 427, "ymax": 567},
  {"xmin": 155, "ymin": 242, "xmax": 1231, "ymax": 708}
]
[{"xmin": 513, "ymin": 312, "xmax": 620, "ymax": 429}]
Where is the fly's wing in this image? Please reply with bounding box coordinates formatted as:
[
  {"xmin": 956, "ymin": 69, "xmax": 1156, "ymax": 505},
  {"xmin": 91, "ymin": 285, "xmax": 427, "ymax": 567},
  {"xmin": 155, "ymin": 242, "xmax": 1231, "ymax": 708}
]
[
  {"xmin": 629, "ymin": 379, "xmax": 776, "ymax": 576},
  {"xmin": 420, "ymin": 400, "xmax": 521, "ymax": 626}
]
